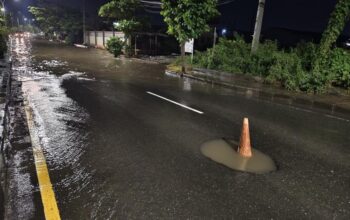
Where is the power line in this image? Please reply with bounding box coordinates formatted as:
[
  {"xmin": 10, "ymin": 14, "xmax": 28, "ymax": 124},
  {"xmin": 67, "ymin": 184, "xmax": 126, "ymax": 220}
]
[
  {"xmin": 140, "ymin": 0, "xmax": 162, "ymax": 6},
  {"xmin": 218, "ymin": 0, "xmax": 237, "ymax": 6},
  {"xmin": 140, "ymin": 0, "xmax": 237, "ymax": 11},
  {"xmin": 144, "ymin": 8, "xmax": 162, "ymax": 14}
]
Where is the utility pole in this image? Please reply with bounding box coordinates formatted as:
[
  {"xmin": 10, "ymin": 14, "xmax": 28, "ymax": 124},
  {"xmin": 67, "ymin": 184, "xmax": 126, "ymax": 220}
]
[
  {"xmin": 83, "ymin": 0, "xmax": 86, "ymax": 44},
  {"xmin": 10, "ymin": 12, "xmax": 13, "ymax": 27},
  {"xmin": 251, "ymin": 0, "xmax": 266, "ymax": 54},
  {"xmin": 17, "ymin": 11, "xmax": 20, "ymax": 27}
]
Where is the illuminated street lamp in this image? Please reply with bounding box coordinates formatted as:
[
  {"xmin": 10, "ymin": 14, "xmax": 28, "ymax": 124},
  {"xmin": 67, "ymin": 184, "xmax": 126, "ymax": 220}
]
[
  {"xmin": 0, "ymin": 0, "xmax": 7, "ymax": 27},
  {"xmin": 0, "ymin": 1, "xmax": 5, "ymax": 15},
  {"xmin": 221, "ymin": 28, "xmax": 227, "ymax": 36},
  {"xmin": 1, "ymin": 0, "xmax": 22, "ymax": 26}
]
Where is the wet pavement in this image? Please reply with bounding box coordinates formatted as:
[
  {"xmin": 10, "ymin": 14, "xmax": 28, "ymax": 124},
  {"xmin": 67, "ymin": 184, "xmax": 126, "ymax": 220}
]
[{"xmin": 7, "ymin": 37, "xmax": 350, "ymax": 219}]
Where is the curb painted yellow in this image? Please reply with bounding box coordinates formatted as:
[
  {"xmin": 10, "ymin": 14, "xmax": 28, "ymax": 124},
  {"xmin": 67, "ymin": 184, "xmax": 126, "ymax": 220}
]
[{"xmin": 24, "ymin": 101, "xmax": 61, "ymax": 220}]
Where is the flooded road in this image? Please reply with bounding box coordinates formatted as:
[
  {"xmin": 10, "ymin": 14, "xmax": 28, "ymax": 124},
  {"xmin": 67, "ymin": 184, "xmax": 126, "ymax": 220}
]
[{"xmin": 10, "ymin": 37, "xmax": 350, "ymax": 219}]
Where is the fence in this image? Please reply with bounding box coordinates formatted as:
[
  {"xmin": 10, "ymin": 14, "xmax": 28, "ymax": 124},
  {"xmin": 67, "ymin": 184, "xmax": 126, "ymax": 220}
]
[
  {"xmin": 84, "ymin": 31, "xmax": 125, "ymax": 49},
  {"xmin": 85, "ymin": 31, "xmax": 180, "ymax": 55}
]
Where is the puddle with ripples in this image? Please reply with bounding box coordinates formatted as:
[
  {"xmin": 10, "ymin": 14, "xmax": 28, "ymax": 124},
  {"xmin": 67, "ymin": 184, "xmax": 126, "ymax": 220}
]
[{"xmin": 201, "ymin": 139, "xmax": 276, "ymax": 174}]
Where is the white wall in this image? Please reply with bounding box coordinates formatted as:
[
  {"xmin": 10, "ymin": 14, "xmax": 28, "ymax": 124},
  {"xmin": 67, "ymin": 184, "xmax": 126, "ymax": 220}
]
[{"xmin": 85, "ymin": 31, "xmax": 125, "ymax": 48}]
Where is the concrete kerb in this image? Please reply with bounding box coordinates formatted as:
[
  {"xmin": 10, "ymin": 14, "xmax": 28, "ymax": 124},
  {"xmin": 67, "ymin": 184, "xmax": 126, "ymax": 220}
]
[{"xmin": 165, "ymin": 69, "xmax": 350, "ymax": 120}]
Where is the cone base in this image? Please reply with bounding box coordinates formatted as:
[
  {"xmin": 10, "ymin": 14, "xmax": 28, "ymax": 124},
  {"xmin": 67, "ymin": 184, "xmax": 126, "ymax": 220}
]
[{"xmin": 201, "ymin": 139, "xmax": 276, "ymax": 174}]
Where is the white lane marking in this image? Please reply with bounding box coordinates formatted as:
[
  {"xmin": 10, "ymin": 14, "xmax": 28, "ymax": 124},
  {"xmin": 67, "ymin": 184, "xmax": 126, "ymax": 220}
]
[{"xmin": 147, "ymin": 91, "xmax": 204, "ymax": 114}]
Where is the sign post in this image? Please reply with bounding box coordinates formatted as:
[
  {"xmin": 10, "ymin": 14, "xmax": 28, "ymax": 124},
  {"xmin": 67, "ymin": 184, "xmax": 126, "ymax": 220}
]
[{"xmin": 185, "ymin": 38, "xmax": 194, "ymax": 64}]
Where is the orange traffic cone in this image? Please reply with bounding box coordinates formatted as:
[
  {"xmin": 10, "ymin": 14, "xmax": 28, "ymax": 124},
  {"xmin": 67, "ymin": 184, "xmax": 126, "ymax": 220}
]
[{"xmin": 238, "ymin": 118, "xmax": 253, "ymax": 158}]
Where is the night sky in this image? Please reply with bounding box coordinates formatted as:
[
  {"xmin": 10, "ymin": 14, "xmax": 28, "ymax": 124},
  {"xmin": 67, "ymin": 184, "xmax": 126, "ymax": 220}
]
[{"xmin": 6, "ymin": 0, "xmax": 350, "ymax": 35}]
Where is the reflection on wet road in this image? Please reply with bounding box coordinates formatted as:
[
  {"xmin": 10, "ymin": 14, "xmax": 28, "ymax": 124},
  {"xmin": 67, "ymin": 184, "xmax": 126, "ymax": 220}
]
[{"xmin": 11, "ymin": 38, "xmax": 350, "ymax": 219}]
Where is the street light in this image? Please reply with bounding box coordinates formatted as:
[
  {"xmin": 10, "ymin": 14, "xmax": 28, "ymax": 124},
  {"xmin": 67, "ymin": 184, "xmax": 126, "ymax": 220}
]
[
  {"xmin": 222, "ymin": 28, "xmax": 227, "ymax": 36},
  {"xmin": 0, "ymin": 0, "xmax": 7, "ymax": 27},
  {"xmin": 1, "ymin": 0, "xmax": 22, "ymax": 26},
  {"xmin": 0, "ymin": 0, "xmax": 5, "ymax": 14},
  {"xmin": 23, "ymin": 16, "xmax": 27, "ymax": 26}
]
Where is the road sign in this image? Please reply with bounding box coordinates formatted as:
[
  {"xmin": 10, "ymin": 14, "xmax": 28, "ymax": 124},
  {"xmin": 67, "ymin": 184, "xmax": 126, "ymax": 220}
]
[{"xmin": 185, "ymin": 39, "xmax": 194, "ymax": 53}]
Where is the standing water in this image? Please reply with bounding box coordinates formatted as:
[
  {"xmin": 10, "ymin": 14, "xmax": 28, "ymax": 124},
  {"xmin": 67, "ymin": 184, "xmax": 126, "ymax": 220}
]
[
  {"xmin": 12, "ymin": 38, "xmax": 94, "ymax": 218},
  {"xmin": 11, "ymin": 37, "xmax": 179, "ymax": 219}
]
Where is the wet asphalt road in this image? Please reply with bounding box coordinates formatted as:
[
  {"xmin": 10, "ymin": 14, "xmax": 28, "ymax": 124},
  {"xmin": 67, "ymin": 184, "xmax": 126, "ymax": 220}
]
[{"xmin": 9, "ymin": 37, "xmax": 350, "ymax": 219}]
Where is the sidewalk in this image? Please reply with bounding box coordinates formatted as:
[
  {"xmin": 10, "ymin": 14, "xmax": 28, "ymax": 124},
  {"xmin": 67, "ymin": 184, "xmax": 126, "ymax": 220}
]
[
  {"xmin": 166, "ymin": 67, "xmax": 350, "ymax": 120},
  {"xmin": 0, "ymin": 57, "xmax": 41, "ymax": 219},
  {"xmin": 0, "ymin": 59, "xmax": 12, "ymax": 220}
]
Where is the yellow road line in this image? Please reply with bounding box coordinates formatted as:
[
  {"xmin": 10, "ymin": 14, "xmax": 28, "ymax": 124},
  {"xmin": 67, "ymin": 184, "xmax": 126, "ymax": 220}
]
[{"xmin": 24, "ymin": 101, "xmax": 61, "ymax": 220}]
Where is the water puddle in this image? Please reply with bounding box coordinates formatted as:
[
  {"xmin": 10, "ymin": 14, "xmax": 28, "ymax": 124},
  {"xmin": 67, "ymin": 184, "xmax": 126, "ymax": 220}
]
[{"xmin": 201, "ymin": 139, "xmax": 276, "ymax": 174}]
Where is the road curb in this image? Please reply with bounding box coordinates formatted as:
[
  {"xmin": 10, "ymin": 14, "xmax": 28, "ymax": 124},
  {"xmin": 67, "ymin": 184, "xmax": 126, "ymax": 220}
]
[{"xmin": 165, "ymin": 69, "xmax": 350, "ymax": 120}]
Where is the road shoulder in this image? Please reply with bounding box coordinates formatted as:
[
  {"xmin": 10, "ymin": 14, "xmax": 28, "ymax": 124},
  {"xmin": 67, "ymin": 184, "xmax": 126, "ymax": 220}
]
[{"xmin": 0, "ymin": 60, "xmax": 45, "ymax": 219}]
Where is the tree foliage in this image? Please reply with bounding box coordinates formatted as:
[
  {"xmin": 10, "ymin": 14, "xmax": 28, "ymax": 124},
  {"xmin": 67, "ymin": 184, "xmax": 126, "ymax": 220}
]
[
  {"xmin": 160, "ymin": 0, "xmax": 219, "ymax": 43},
  {"xmin": 98, "ymin": 0, "xmax": 140, "ymax": 20},
  {"xmin": 113, "ymin": 19, "xmax": 141, "ymax": 36},
  {"xmin": 0, "ymin": 7, "xmax": 10, "ymax": 58},
  {"xmin": 28, "ymin": 5, "xmax": 82, "ymax": 43},
  {"xmin": 99, "ymin": 0, "xmax": 144, "ymax": 48},
  {"xmin": 0, "ymin": 26, "xmax": 7, "ymax": 58},
  {"xmin": 161, "ymin": 0, "xmax": 219, "ymax": 72},
  {"xmin": 106, "ymin": 37, "xmax": 125, "ymax": 57},
  {"xmin": 311, "ymin": 0, "xmax": 350, "ymax": 92},
  {"xmin": 191, "ymin": 37, "xmax": 350, "ymax": 92},
  {"xmin": 317, "ymin": 0, "xmax": 350, "ymax": 65}
]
